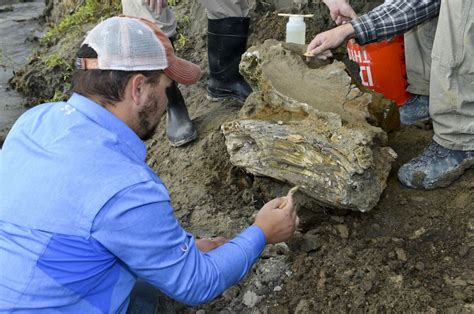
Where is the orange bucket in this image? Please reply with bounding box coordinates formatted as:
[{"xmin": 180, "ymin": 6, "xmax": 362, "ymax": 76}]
[{"xmin": 347, "ymin": 35, "xmax": 409, "ymax": 106}]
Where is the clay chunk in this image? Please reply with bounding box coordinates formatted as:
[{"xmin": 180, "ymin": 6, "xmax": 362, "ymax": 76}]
[{"xmin": 221, "ymin": 40, "xmax": 399, "ymax": 212}]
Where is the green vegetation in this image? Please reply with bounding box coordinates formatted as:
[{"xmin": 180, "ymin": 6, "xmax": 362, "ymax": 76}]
[
  {"xmin": 33, "ymin": 0, "xmax": 122, "ymax": 102},
  {"xmin": 46, "ymin": 83, "xmax": 71, "ymax": 103},
  {"xmin": 175, "ymin": 15, "xmax": 190, "ymax": 51},
  {"xmin": 44, "ymin": 53, "xmax": 72, "ymax": 71},
  {"xmin": 41, "ymin": 0, "xmax": 122, "ymax": 45}
]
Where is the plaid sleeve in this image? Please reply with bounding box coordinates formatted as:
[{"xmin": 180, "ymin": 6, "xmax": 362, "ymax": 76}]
[{"xmin": 350, "ymin": 0, "xmax": 441, "ymax": 45}]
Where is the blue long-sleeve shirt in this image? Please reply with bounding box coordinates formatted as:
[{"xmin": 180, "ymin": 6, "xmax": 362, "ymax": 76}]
[{"xmin": 0, "ymin": 93, "xmax": 266, "ymax": 313}]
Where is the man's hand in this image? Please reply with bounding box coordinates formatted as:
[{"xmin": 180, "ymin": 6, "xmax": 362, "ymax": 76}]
[
  {"xmin": 143, "ymin": 0, "xmax": 167, "ymax": 16},
  {"xmin": 323, "ymin": 0, "xmax": 357, "ymax": 25},
  {"xmin": 307, "ymin": 23, "xmax": 355, "ymax": 57},
  {"xmin": 253, "ymin": 193, "xmax": 299, "ymax": 244},
  {"xmin": 196, "ymin": 237, "xmax": 226, "ymax": 252}
]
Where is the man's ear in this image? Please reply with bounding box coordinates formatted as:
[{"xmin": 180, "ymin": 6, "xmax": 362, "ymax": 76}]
[{"xmin": 130, "ymin": 74, "xmax": 147, "ymax": 106}]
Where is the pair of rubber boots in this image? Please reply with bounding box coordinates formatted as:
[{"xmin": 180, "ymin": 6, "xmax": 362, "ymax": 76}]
[{"xmin": 167, "ymin": 17, "xmax": 251, "ymax": 147}]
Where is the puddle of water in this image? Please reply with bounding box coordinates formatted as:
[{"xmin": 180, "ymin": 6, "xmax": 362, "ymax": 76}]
[{"xmin": 0, "ymin": 0, "xmax": 45, "ymax": 145}]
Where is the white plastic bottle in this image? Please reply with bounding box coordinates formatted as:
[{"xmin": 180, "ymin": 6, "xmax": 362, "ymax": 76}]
[{"xmin": 286, "ymin": 16, "xmax": 306, "ymax": 44}]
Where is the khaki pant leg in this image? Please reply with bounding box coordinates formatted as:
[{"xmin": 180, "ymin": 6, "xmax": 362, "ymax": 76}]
[
  {"xmin": 122, "ymin": 0, "xmax": 177, "ymax": 37},
  {"xmin": 404, "ymin": 17, "xmax": 438, "ymax": 96},
  {"xmin": 430, "ymin": 0, "xmax": 474, "ymax": 151},
  {"xmin": 198, "ymin": 0, "xmax": 250, "ymax": 19}
]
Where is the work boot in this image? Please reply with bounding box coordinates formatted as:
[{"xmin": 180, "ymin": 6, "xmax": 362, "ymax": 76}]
[
  {"xmin": 207, "ymin": 17, "xmax": 252, "ymax": 103},
  {"xmin": 166, "ymin": 82, "xmax": 197, "ymax": 147},
  {"xmin": 399, "ymin": 95, "xmax": 430, "ymax": 125},
  {"xmin": 398, "ymin": 140, "xmax": 474, "ymax": 189}
]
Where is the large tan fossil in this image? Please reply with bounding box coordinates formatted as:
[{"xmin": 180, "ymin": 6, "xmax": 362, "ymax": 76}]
[{"xmin": 221, "ymin": 40, "xmax": 399, "ymax": 212}]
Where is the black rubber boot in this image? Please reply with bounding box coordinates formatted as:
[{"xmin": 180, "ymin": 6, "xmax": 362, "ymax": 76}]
[
  {"xmin": 207, "ymin": 17, "xmax": 252, "ymax": 103},
  {"xmin": 166, "ymin": 82, "xmax": 197, "ymax": 147}
]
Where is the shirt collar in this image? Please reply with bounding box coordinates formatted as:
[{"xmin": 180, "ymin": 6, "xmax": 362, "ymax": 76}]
[{"xmin": 67, "ymin": 93, "xmax": 147, "ymax": 161}]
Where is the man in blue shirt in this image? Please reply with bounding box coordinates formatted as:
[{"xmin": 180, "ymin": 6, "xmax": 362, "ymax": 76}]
[{"xmin": 0, "ymin": 16, "xmax": 299, "ymax": 313}]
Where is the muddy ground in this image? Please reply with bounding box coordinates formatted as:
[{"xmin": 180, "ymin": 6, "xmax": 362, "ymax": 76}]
[
  {"xmin": 5, "ymin": 0, "xmax": 474, "ymax": 312},
  {"xmin": 0, "ymin": 0, "xmax": 44, "ymax": 144}
]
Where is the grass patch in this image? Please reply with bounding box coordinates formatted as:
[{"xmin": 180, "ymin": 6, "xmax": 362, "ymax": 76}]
[{"xmin": 41, "ymin": 0, "xmax": 122, "ymax": 45}]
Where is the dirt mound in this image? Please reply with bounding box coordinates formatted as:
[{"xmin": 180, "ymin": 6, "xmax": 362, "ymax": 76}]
[{"xmin": 147, "ymin": 3, "xmax": 473, "ymax": 312}]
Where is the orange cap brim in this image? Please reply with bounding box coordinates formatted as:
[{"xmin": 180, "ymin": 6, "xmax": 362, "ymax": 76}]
[{"xmin": 164, "ymin": 57, "xmax": 202, "ymax": 85}]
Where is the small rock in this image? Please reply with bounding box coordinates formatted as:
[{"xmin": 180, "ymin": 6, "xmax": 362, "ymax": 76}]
[
  {"xmin": 465, "ymin": 272, "xmax": 474, "ymax": 285},
  {"xmin": 242, "ymin": 290, "xmax": 260, "ymax": 308},
  {"xmin": 395, "ymin": 248, "xmax": 408, "ymax": 263},
  {"xmin": 241, "ymin": 190, "xmax": 254, "ymax": 204},
  {"xmin": 317, "ymin": 270, "xmax": 326, "ymax": 291},
  {"xmin": 342, "ymin": 269, "xmax": 354, "ymax": 280},
  {"xmin": 301, "ymin": 234, "xmax": 322, "ymax": 252},
  {"xmin": 468, "ymin": 219, "xmax": 474, "ymax": 231},
  {"xmin": 443, "ymin": 275, "xmax": 467, "ymax": 287},
  {"xmin": 391, "ymin": 237, "xmax": 403, "ymax": 244},
  {"xmin": 335, "ymin": 224, "xmax": 349, "ymax": 239},
  {"xmin": 388, "ymin": 260, "xmax": 402, "ymax": 271},
  {"xmin": 453, "ymin": 290, "xmax": 467, "ymax": 301},
  {"xmin": 399, "ymin": 197, "xmax": 408, "ymax": 205},
  {"xmin": 459, "ymin": 245, "xmax": 470, "ymax": 257},
  {"xmin": 273, "ymin": 285, "xmax": 282, "ymax": 292},
  {"xmin": 409, "ymin": 227, "xmax": 427, "ymax": 240},
  {"xmin": 196, "ymin": 310, "xmax": 206, "ymax": 314},
  {"xmin": 294, "ymin": 299, "xmax": 310, "ymax": 314},
  {"xmin": 330, "ymin": 215, "xmax": 345, "ymax": 223},
  {"xmin": 263, "ymin": 242, "xmax": 290, "ymax": 257},
  {"xmin": 389, "ymin": 275, "xmax": 404, "ymax": 287},
  {"xmin": 361, "ymin": 280, "xmax": 373, "ymax": 293},
  {"xmin": 410, "ymin": 196, "xmax": 426, "ymax": 203},
  {"xmin": 444, "ymin": 256, "xmax": 453, "ymax": 263},
  {"xmin": 415, "ymin": 262, "xmax": 425, "ymax": 271},
  {"xmin": 346, "ymin": 247, "xmax": 355, "ymax": 258},
  {"xmin": 223, "ymin": 286, "xmax": 240, "ymax": 301},
  {"xmin": 464, "ymin": 304, "xmax": 474, "ymax": 312}
]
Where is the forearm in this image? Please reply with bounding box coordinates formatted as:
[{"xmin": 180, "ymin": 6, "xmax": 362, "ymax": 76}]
[
  {"xmin": 168, "ymin": 225, "xmax": 266, "ymax": 305},
  {"xmin": 351, "ymin": 0, "xmax": 441, "ymax": 45}
]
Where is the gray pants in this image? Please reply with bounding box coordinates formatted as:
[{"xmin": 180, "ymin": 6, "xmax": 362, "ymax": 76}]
[
  {"xmin": 122, "ymin": 0, "xmax": 249, "ymax": 36},
  {"xmin": 404, "ymin": 0, "xmax": 474, "ymax": 150}
]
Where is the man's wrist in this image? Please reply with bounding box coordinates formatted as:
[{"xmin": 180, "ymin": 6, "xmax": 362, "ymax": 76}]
[{"xmin": 340, "ymin": 22, "xmax": 355, "ymax": 40}]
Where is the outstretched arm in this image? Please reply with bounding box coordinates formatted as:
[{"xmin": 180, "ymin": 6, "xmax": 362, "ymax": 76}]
[
  {"xmin": 92, "ymin": 181, "xmax": 297, "ymax": 305},
  {"xmin": 307, "ymin": 0, "xmax": 441, "ymax": 57}
]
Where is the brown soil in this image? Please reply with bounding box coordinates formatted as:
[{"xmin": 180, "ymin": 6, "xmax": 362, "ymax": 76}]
[
  {"xmin": 146, "ymin": 3, "xmax": 473, "ymax": 312},
  {"xmin": 9, "ymin": 1, "xmax": 473, "ymax": 312},
  {"xmin": 149, "ymin": 79, "xmax": 474, "ymax": 313}
]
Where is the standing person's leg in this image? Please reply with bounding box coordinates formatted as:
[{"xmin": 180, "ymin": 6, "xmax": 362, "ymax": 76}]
[
  {"xmin": 199, "ymin": 0, "xmax": 253, "ymax": 102},
  {"xmin": 400, "ymin": 18, "xmax": 438, "ymax": 125},
  {"xmin": 200, "ymin": 0, "xmax": 250, "ymax": 19},
  {"xmin": 121, "ymin": 0, "xmax": 177, "ymax": 37},
  {"xmin": 398, "ymin": 0, "xmax": 474, "ymax": 189},
  {"xmin": 121, "ymin": 0, "xmax": 197, "ymax": 147}
]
